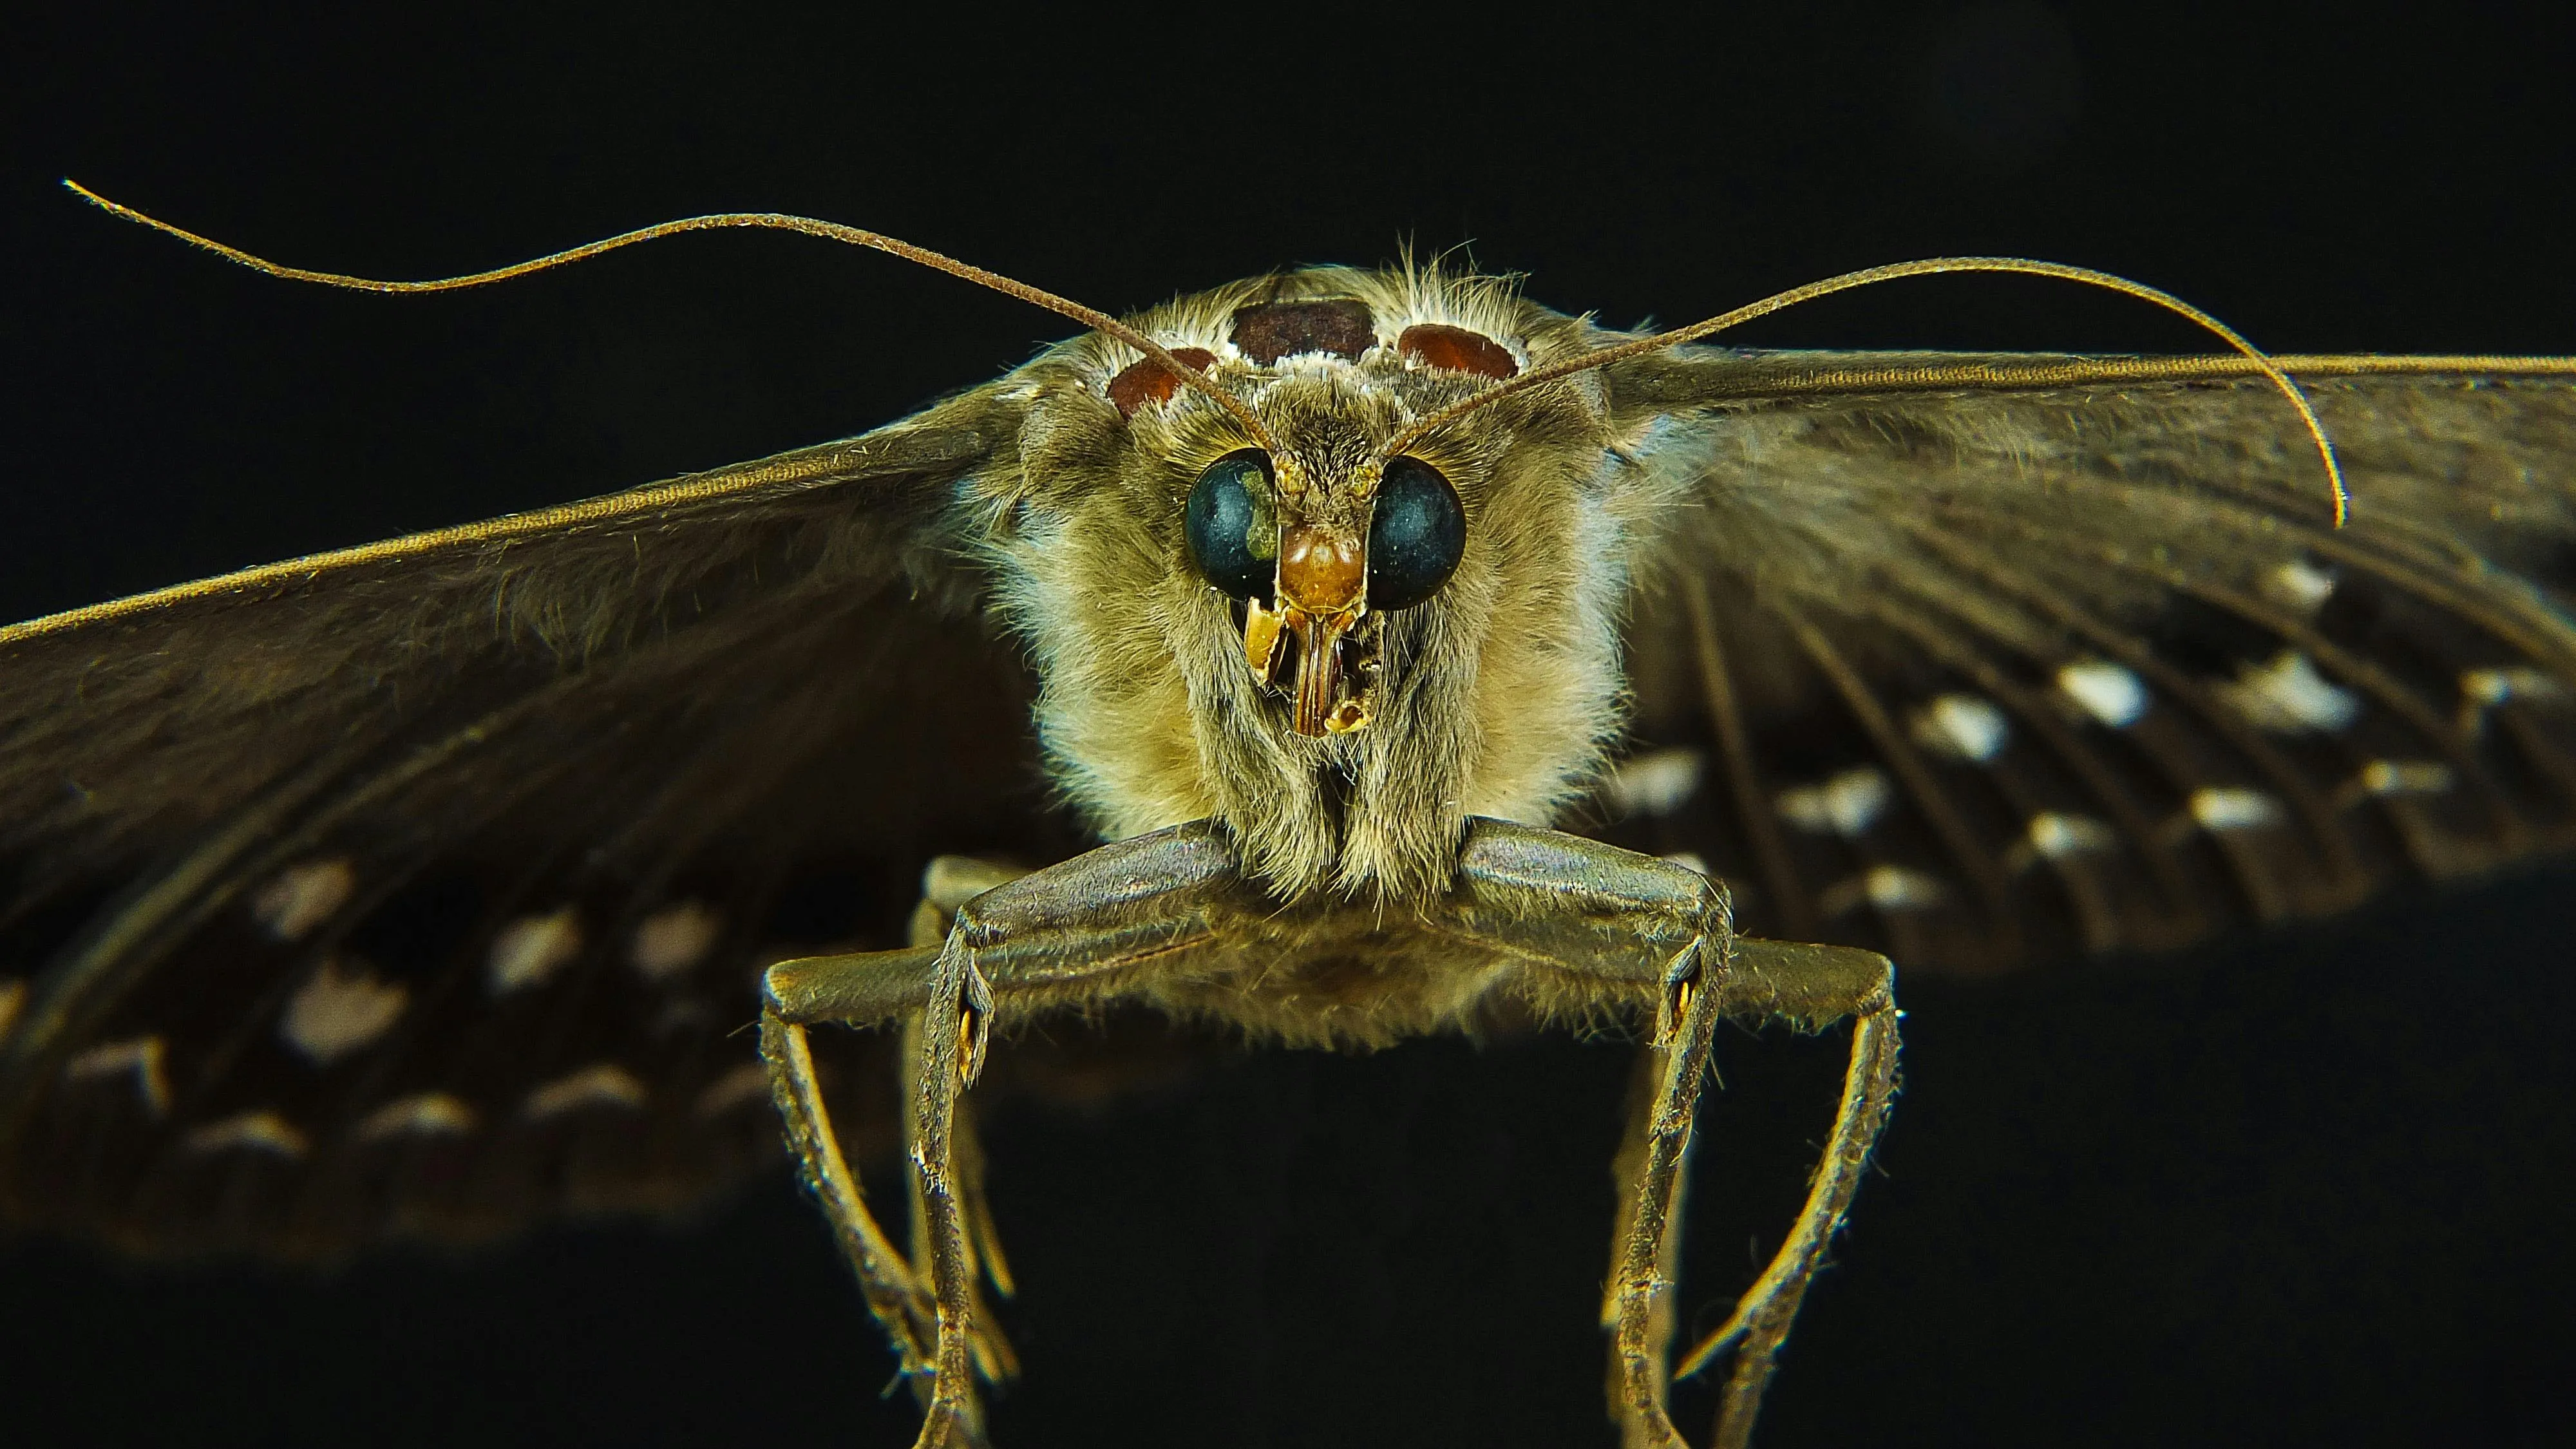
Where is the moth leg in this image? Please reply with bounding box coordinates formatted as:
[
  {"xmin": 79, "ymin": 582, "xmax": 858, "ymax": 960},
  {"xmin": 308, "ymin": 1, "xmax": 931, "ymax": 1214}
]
[
  {"xmin": 1679, "ymin": 940, "xmax": 1902, "ymax": 1449},
  {"xmin": 1446, "ymin": 821, "xmax": 1899, "ymax": 1449},
  {"xmin": 766, "ymin": 823, "xmax": 1237, "ymax": 1449},
  {"xmin": 1600, "ymin": 1044, "xmax": 1692, "ymax": 1426},
  {"xmin": 1446, "ymin": 822, "xmax": 1733, "ymax": 1449},
  {"xmin": 902, "ymin": 858, "xmax": 1031, "ymax": 1383},
  {"xmin": 757, "ymin": 853, "xmax": 1031, "ymax": 1408},
  {"xmin": 758, "ymin": 1010, "xmax": 936, "ymax": 1385},
  {"xmin": 1587, "ymin": 911, "xmax": 1728, "ymax": 1449}
]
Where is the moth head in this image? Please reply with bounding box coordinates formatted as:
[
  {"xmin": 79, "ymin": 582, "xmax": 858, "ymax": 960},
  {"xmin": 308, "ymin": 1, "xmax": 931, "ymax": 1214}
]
[
  {"xmin": 1135, "ymin": 298, "xmax": 1503, "ymax": 737},
  {"xmin": 998, "ymin": 270, "xmax": 1634, "ymax": 898}
]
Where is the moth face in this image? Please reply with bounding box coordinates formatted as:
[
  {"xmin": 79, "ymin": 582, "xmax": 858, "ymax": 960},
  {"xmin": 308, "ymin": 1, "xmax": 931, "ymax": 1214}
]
[
  {"xmin": 1177, "ymin": 430, "xmax": 1464, "ymax": 739},
  {"xmin": 988, "ymin": 270, "xmax": 1648, "ymax": 900}
]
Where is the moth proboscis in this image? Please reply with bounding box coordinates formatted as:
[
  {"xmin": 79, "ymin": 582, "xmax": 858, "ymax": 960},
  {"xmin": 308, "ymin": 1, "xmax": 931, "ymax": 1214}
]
[{"xmin": 6, "ymin": 184, "xmax": 2574, "ymax": 1448}]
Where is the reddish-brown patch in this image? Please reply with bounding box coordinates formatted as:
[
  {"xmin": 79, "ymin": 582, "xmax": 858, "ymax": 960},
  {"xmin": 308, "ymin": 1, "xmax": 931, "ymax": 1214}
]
[
  {"xmin": 1397, "ymin": 323, "xmax": 1518, "ymax": 379},
  {"xmin": 1106, "ymin": 346, "xmax": 1217, "ymax": 418},
  {"xmin": 1230, "ymin": 299, "xmax": 1376, "ymax": 365}
]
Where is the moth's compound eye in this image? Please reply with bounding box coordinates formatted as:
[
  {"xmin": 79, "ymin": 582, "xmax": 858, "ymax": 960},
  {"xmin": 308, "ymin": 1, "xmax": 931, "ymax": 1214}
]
[
  {"xmin": 1184, "ymin": 450, "xmax": 1277, "ymax": 600},
  {"xmin": 1367, "ymin": 458, "xmax": 1466, "ymax": 611}
]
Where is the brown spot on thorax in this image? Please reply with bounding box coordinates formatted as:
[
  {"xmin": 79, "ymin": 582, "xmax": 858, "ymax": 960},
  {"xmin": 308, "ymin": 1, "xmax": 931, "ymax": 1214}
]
[
  {"xmin": 1231, "ymin": 299, "xmax": 1376, "ymax": 365},
  {"xmin": 1106, "ymin": 346, "xmax": 1217, "ymax": 417},
  {"xmin": 1397, "ymin": 322, "xmax": 1519, "ymax": 379}
]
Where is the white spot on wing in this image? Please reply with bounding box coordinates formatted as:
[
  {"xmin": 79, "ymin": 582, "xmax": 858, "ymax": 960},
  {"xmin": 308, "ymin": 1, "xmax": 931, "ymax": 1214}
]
[
  {"xmin": 1911, "ymin": 694, "xmax": 2009, "ymax": 762},
  {"xmin": 2058, "ymin": 659, "xmax": 2148, "ymax": 728},
  {"xmin": 1602, "ymin": 748, "xmax": 1705, "ymax": 817},
  {"xmin": 2353, "ymin": 759, "xmax": 2454, "ymax": 798},
  {"xmin": 0, "ymin": 978, "xmax": 25, "ymax": 1046},
  {"xmin": 184, "ymin": 1110, "xmax": 308, "ymax": 1159},
  {"xmin": 524, "ymin": 1063, "xmax": 648, "ymax": 1120},
  {"xmin": 279, "ymin": 958, "xmax": 407, "ymax": 1065},
  {"xmin": 2458, "ymin": 666, "xmax": 2568, "ymax": 732},
  {"xmin": 66, "ymin": 1036, "xmax": 169, "ymax": 1115},
  {"xmin": 252, "ymin": 858, "xmax": 355, "ymax": 941},
  {"xmin": 1999, "ymin": 815, "xmax": 2123, "ymax": 866},
  {"xmin": 2461, "ymin": 665, "xmax": 2562, "ymax": 706},
  {"xmin": 2190, "ymin": 786, "xmax": 2285, "ymax": 832},
  {"xmin": 694, "ymin": 1062, "xmax": 773, "ymax": 1119},
  {"xmin": 1778, "ymin": 766, "xmax": 1891, "ymax": 837},
  {"xmin": 1658, "ymin": 851, "xmax": 1711, "ymax": 876},
  {"xmin": 2335, "ymin": 759, "xmax": 2456, "ymax": 810},
  {"xmin": 1866, "ymin": 866, "xmax": 1945, "ymax": 910},
  {"xmin": 2026, "ymin": 811, "xmax": 2116, "ymax": 860},
  {"xmin": 631, "ymin": 902, "xmax": 722, "ymax": 983},
  {"xmin": 2219, "ymin": 650, "xmax": 2359, "ymax": 732},
  {"xmin": 489, "ymin": 907, "xmax": 583, "ymax": 994},
  {"xmin": 357, "ymin": 1092, "xmax": 478, "ymax": 1141},
  {"xmin": 2261, "ymin": 559, "xmax": 2338, "ymax": 614},
  {"xmin": 1821, "ymin": 865, "xmax": 1946, "ymax": 915}
]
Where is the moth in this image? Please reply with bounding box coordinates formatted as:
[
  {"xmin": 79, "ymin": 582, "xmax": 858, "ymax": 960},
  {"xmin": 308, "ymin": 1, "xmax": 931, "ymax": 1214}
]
[{"xmin": 5, "ymin": 187, "xmax": 2574, "ymax": 1449}]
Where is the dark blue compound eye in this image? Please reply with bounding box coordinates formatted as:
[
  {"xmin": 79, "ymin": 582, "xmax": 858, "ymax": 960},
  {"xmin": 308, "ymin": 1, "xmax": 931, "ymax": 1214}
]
[
  {"xmin": 1184, "ymin": 450, "xmax": 1276, "ymax": 600},
  {"xmin": 1366, "ymin": 457, "xmax": 1465, "ymax": 611}
]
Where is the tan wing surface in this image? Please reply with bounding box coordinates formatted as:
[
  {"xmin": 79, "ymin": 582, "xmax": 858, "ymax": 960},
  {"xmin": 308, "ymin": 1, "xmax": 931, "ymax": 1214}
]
[
  {"xmin": 0, "ymin": 382, "xmax": 1074, "ymax": 1256},
  {"xmin": 1593, "ymin": 352, "xmax": 2576, "ymax": 973}
]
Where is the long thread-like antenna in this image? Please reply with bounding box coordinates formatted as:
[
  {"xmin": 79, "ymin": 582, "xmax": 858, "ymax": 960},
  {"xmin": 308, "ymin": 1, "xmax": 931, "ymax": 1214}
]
[
  {"xmin": 68, "ymin": 182, "xmax": 2348, "ymax": 523},
  {"xmin": 62, "ymin": 179, "xmax": 1285, "ymax": 458},
  {"xmin": 1383, "ymin": 256, "xmax": 2352, "ymax": 527}
]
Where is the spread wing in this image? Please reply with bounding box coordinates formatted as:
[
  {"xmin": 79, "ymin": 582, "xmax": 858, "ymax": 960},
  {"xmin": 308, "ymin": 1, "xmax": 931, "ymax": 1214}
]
[
  {"xmin": 1591, "ymin": 352, "xmax": 2576, "ymax": 974},
  {"xmin": 0, "ymin": 380, "xmax": 1083, "ymax": 1257}
]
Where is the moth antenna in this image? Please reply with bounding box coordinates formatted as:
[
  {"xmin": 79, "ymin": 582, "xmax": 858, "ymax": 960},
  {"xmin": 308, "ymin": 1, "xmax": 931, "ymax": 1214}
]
[
  {"xmin": 1383, "ymin": 256, "xmax": 2352, "ymax": 527},
  {"xmin": 62, "ymin": 178, "xmax": 1284, "ymax": 457}
]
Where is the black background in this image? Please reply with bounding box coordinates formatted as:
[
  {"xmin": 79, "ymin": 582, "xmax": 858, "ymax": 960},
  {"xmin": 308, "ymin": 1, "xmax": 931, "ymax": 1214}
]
[{"xmin": 6, "ymin": 4, "xmax": 2575, "ymax": 1446}]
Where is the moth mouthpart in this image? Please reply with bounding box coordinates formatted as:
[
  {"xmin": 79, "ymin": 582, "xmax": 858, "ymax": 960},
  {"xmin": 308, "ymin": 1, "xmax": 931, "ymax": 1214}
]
[
  {"xmin": 1244, "ymin": 595, "xmax": 1287, "ymax": 684},
  {"xmin": 1248, "ymin": 602, "xmax": 1380, "ymax": 737},
  {"xmin": 1288, "ymin": 607, "xmax": 1357, "ymax": 737},
  {"xmin": 1263, "ymin": 518, "xmax": 1371, "ymax": 736}
]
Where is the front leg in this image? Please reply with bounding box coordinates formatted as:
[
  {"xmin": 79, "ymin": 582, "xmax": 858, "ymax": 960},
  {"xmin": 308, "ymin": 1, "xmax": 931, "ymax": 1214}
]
[
  {"xmin": 1678, "ymin": 939, "xmax": 1900, "ymax": 1449},
  {"xmin": 903, "ymin": 857, "xmax": 1032, "ymax": 1387},
  {"xmin": 1440, "ymin": 822, "xmax": 1731, "ymax": 1449},
  {"xmin": 754, "ymin": 853, "xmax": 1031, "ymax": 1411},
  {"xmin": 1444, "ymin": 821, "xmax": 1900, "ymax": 1449},
  {"xmin": 766, "ymin": 823, "xmax": 1238, "ymax": 1449},
  {"xmin": 764, "ymin": 817, "xmax": 1896, "ymax": 1449}
]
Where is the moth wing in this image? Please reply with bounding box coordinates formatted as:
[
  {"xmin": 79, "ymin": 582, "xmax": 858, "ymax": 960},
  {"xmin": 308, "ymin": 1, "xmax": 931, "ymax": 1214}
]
[
  {"xmin": 1593, "ymin": 352, "xmax": 2576, "ymax": 973},
  {"xmin": 0, "ymin": 380, "xmax": 1073, "ymax": 1256}
]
